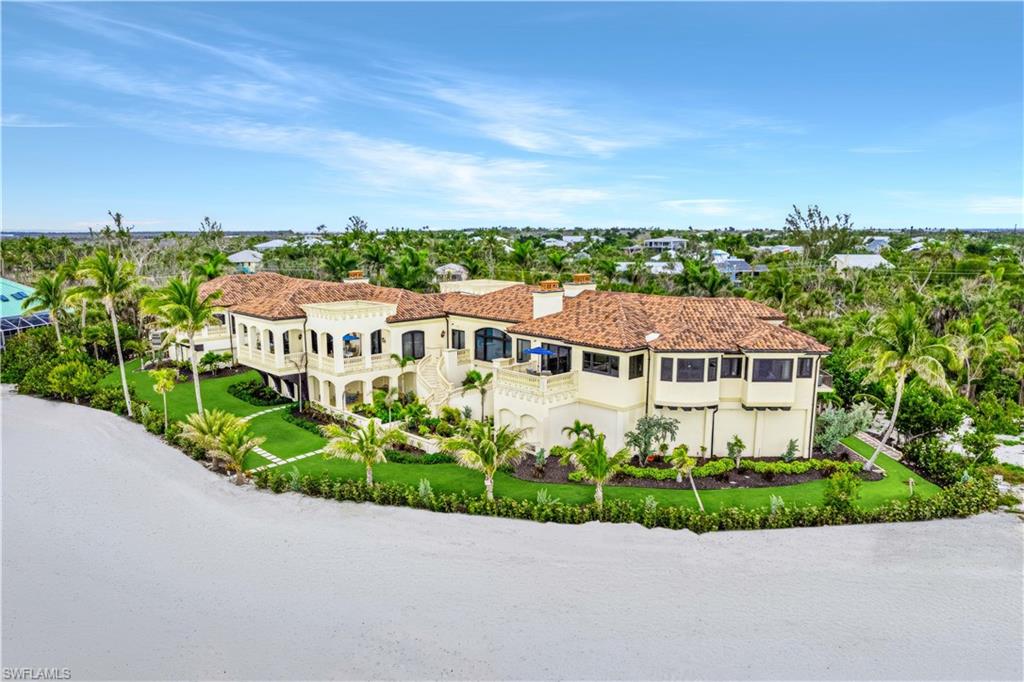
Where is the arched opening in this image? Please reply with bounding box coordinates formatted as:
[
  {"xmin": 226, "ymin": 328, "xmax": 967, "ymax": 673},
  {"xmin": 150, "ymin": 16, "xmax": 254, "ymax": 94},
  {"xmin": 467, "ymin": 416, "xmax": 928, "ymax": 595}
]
[
  {"xmin": 498, "ymin": 408, "xmax": 516, "ymax": 430},
  {"xmin": 323, "ymin": 379, "xmax": 337, "ymax": 408},
  {"xmin": 308, "ymin": 375, "xmax": 321, "ymax": 404},
  {"xmin": 519, "ymin": 414, "xmax": 540, "ymax": 443},
  {"xmin": 475, "ymin": 327, "xmax": 511, "ymax": 362},
  {"xmin": 325, "ymin": 333, "xmax": 335, "ymax": 358},
  {"xmin": 344, "ymin": 380, "xmax": 365, "ymax": 407},
  {"xmin": 372, "ymin": 375, "xmax": 391, "ymax": 393},
  {"xmin": 342, "ymin": 331, "xmax": 362, "ymax": 358},
  {"xmin": 401, "ymin": 330, "xmax": 425, "ymax": 360},
  {"xmin": 266, "ymin": 330, "xmax": 275, "ymax": 354},
  {"xmin": 370, "ymin": 329, "xmax": 384, "ymax": 356},
  {"xmin": 398, "ymin": 371, "xmax": 417, "ymax": 396}
]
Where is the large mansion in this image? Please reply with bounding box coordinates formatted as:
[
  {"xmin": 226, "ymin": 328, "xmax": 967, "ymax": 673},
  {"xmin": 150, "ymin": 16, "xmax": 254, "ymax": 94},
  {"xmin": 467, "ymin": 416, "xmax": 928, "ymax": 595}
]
[{"xmin": 183, "ymin": 271, "xmax": 831, "ymax": 457}]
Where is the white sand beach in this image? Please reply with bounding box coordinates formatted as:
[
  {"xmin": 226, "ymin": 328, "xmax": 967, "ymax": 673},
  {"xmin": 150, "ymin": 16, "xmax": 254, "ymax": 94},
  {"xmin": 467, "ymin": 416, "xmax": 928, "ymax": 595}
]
[{"xmin": 2, "ymin": 387, "xmax": 1022, "ymax": 681}]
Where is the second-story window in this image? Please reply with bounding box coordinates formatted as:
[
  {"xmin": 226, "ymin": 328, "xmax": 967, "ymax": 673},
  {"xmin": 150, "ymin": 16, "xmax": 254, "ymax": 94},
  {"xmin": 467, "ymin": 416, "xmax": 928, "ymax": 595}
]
[
  {"xmin": 451, "ymin": 329, "xmax": 465, "ymax": 350},
  {"xmin": 660, "ymin": 357, "xmax": 673, "ymax": 381},
  {"xmin": 240, "ymin": 324, "xmax": 248, "ymax": 346},
  {"xmin": 516, "ymin": 338, "xmax": 530, "ymax": 362},
  {"xmin": 629, "ymin": 354, "xmax": 644, "ymax": 379},
  {"xmin": 541, "ymin": 343, "xmax": 571, "ymax": 375},
  {"xmin": 676, "ymin": 358, "xmax": 705, "ymax": 382},
  {"xmin": 797, "ymin": 357, "xmax": 814, "ymax": 378},
  {"xmin": 707, "ymin": 357, "xmax": 718, "ymax": 381},
  {"xmin": 402, "ymin": 330, "xmax": 425, "ymax": 360},
  {"xmin": 371, "ymin": 330, "xmax": 383, "ymax": 355},
  {"xmin": 752, "ymin": 358, "xmax": 794, "ymax": 382},
  {"xmin": 283, "ymin": 333, "xmax": 290, "ymax": 355},
  {"xmin": 267, "ymin": 331, "xmax": 275, "ymax": 353},
  {"xmin": 721, "ymin": 356, "xmax": 743, "ymax": 378},
  {"xmin": 475, "ymin": 327, "xmax": 511, "ymax": 362},
  {"xmin": 582, "ymin": 352, "xmax": 619, "ymax": 377},
  {"xmin": 310, "ymin": 333, "xmax": 318, "ymax": 354}
]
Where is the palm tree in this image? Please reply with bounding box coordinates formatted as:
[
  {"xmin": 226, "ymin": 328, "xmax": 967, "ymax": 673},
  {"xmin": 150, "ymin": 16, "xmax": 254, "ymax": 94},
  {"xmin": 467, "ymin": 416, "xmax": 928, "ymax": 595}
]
[
  {"xmin": 57, "ymin": 254, "xmax": 89, "ymax": 328},
  {"xmin": 443, "ymin": 421, "xmax": 526, "ymax": 501},
  {"xmin": 561, "ymin": 419, "xmax": 595, "ymax": 441},
  {"xmin": 568, "ymin": 434, "xmax": 629, "ymax": 508},
  {"xmin": 666, "ymin": 444, "xmax": 704, "ymax": 511},
  {"xmin": 77, "ymin": 250, "xmax": 138, "ymax": 417},
  {"xmin": 143, "ymin": 276, "xmax": 221, "ymax": 414},
  {"xmin": 180, "ymin": 409, "xmax": 242, "ymax": 454},
  {"xmin": 321, "ymin": 420, "xmax": 406, "ymax": 486},
  {"xmin": 461, "ymin": 369, "xmax": 493, "ymax": 419},
  {"xmin": 209, "ymin": 425, "xmax": 266, "ymax": 485},
  {"xmin": 82, "ymin": 324, "xmax": 108, "ymax": 360},
  {"xmin": 943, "ymin": 314, "xmax": 1020, "ymax": 400},
  {"xmin": 191, "ymin": 251, "xmax": 230, "ymax": 280},
  {"xmin": 149, "ymin": 368, "xmax": 177, "ymax": 433},
  {"xmin": 546, "ymin": 250, "xmax": 569, "ymax": 274},
  {"xmin": 321, "ymin": 250, "xmax": 360, "ymax": 281},
  {"xmin": 361, "ymin": 241, "xmax": 389, "ymax": 281},
  {"xmin": 510, "ymin": 241, "xmax": 535, "ymax": 282},
  {"xmin": 854, "ymin": 304, "xmax": 956, "ymax": 470},
  {"xmin": 22, "ymin": 271, "xmax": 69, "ymax": 344}
]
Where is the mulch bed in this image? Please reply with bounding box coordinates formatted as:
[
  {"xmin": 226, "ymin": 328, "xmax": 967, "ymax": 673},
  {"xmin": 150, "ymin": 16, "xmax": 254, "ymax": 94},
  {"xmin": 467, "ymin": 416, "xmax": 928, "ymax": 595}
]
[{"xmin": 512, "ymin": 452, "xmax": 882, "ymax": 490}]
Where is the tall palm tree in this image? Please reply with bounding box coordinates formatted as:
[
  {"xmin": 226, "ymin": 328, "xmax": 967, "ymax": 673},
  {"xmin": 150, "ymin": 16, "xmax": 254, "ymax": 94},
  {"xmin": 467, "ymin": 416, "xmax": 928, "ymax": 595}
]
[
  {"xmin": 854, "ymin": 304, "xmax": 956, "ymax": 470},
  {"xmin": 149, "ymin": 368, "xmax": 177, "ymax": 433},
  {"xmin": 143, "ymin": 276, "xmax": 221, "ymax": 414},
  {"xmin": 77, "ymin": 250, "xmax": 138, "ymax": 417},
  {"xmin": 510, "ymin": 241, "xmax": 535, "ymax": 282},
  {"xmin": 943, "ymin": 314, "xmax": 1019, "ymax": 400},
  {"xmin": 58, "ymin": 254, "xmax": 89, "ymax": 328},
  {"xmin": 321, "ymin": 250, "xmax": 360, "ymax": 281},
  {"xmin": 568, "ymin": 434, "xmax": 629, "ymax": 508},
  {"xmin": 561, "ymin": 419, "xmax": 595, "ymax": 441},
  {"xmin": 82, "ymin": 324, "xmax": 108, "ymax": 360},
  {"xmin": 22, "ymin": 271, "xmax": 69, "ymax": 343},
  {"xmin": 361, "ymin": 241, "xmax": 389, "ymax": 281},
  {"xmin": 321, "ymin": 420, "xmax": 406, "ymax": 486},
  {"xmin": 443, "ymin": 421, "xmax": 526, "ymax": 501},
  {"xmin": 210, "ymin": 426, "xmax": 266, "ymax": 485},
  {"xmin": 461, "ymin": 369, "xmax": 493, "ymax": 420},
  {"xmin": 666, "ymin": 444, "xmax": 704, "ymax": 511}
]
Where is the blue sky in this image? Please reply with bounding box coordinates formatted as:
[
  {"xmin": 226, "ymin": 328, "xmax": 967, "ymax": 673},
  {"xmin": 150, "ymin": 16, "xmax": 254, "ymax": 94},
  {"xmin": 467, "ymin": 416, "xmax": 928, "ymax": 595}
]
[{"xmin": 3, "ymin": 2, "xmax": 1022, "ymax": 232}]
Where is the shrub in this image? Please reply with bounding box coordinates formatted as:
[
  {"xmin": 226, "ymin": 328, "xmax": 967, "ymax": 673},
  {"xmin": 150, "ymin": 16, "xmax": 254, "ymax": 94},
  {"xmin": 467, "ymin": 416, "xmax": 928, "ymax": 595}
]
[
  {"xmin": 17, "ymin": 358, "xmax": 59, "ymax": 396},
  {"xmin": 227, "ymin": 377, "xmax": 291, "ymax": 406},
  {"xmin": 961, "ymin": 430, "xmax": 998, "ymax": 466},
  {"xmin": 249, "ymin": 469, "xmax": 998, "ymax": 533},
  {"xmin": 47, "ymin": 360, "xmax": 97, "ymax": 404},
  {"xmin": 1, "ymin": 327, "xmax": 58, "ymax": 383},
  {"xmin": 282, "ymin": 410, "xmax": 322, "ymax": 435},
  {"xmin": 815, "ymin": 402, "xmax": 874, "ymax": 454},
  {"xmin": 384, "ymin": 449, "xmax": 455, "ymax": 465},
  {"xmin": 903, "ymin": 437, "xmax": 967, "ymax": 486},
  {"xmin": 90, "ymin": 385, "xmax": 135, "ymax": 414},
  {"xmin": 727, "ymin": 435, "xmax": 745, "ymax": 466},
  {"xmin": 782, "ymin": 439, "xmax": 799, "ymax": 462},
  {"xmin": 823, "ymin": 471, "xmax": 862, "ymax": 513}
]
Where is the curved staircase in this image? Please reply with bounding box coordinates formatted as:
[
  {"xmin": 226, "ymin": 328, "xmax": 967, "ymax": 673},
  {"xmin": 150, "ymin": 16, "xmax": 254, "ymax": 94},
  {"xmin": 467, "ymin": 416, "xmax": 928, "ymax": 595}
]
[{"xmin": 416, "ymin": 352, "xmax": 453, "ymax": 414}]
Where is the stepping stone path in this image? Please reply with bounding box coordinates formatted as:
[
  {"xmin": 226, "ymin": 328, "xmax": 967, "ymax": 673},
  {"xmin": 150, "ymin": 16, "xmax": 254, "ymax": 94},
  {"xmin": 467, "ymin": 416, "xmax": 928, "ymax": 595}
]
[
  {"xmin": 240, "ymin": 405, "xmax": 290, "ymax": 422},
  {"xmin": 856, "ymin": 431, "xmax": 904, "ymax": 461},
  {"xmin": 241, "ymin": 405, "xmax": 326, "ymax": 473}
]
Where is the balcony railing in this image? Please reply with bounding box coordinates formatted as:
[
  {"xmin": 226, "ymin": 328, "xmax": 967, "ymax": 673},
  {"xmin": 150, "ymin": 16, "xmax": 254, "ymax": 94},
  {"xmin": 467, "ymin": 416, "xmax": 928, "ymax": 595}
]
[
  {"xmin": 306, "ymin": 352, "xmax": 398, "ymax": 375},
  {"xmin": 495, "ymin": 365, "xmax": 578, "ymax": 403},
  {"xmin": 456, "ymin": 348, "xmax": 470, "ymax": 365},
  {"xmin": 818, "ymin": 370, "xmax": 834, "ymax": 390},
  {"xmin": 236, "ymin": 348, "xmax": 305, "ymax": 373}
]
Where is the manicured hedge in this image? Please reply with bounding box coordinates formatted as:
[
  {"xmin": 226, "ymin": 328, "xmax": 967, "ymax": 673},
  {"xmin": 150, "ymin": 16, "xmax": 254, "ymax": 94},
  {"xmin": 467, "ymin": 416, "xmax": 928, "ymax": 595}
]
[
  {"xmin": 251, "ymin": 469, "xmax": 999, "ymax": 533},
  {"xmin": 570, "ymin": 457, "xmax": 863, "ymax": 483},
  {"xmin": 227, "ymin": 377, "xmax": 292, "ymax": 406}
]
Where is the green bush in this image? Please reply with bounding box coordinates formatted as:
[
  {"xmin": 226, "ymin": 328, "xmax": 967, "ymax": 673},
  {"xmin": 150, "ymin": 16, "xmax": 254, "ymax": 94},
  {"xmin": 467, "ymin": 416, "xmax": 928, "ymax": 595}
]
[
  {"xmin": 249, "ymin": 469, "xmax": 998, "ymax": 533},
  {"xmin": 282, "ymin": 410, "xmax": 322, "ymax": 435},
  {"xmin": 1, "ymin": 327, "xmax": 58, "ymax": 383},
  {"xmin": 384, "ymin": 449, "xmax": 455, "ymax": 465},
  {"xmin": 903, "ymin": 437, "xmax": 967, "ymax": 486},
  {"xmin": 823, "ymin": 471, "xmax": 862, "ymax": 513},
  {"xmin": 90, "ymin": 385, "xmax": 135, "ymax": 414},
  {"xmin": 227, "ymin": 377, "xmax": 292, "ymax": 406},
  {"xmin": 815, "ymin": 403, "xmax": 873, "ymax": 454}
]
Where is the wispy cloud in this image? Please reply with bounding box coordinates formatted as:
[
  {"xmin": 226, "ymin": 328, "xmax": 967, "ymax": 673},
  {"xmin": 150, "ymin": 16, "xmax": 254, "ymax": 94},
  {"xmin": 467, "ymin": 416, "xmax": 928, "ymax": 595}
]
[
  {"xmin": 850, "ymin": 146, "xmax": 916, "ymax": 155},
  {"xmin": 1, "ymin": 113, "xmax": 74, "ymax": 128},
  {"xmin": 965, "ymin": 195, "xmax": 1024, "ymax": 215},
  {"xmin": 660, "ymin": 199, "xmax": 747, "ymax": 216}
]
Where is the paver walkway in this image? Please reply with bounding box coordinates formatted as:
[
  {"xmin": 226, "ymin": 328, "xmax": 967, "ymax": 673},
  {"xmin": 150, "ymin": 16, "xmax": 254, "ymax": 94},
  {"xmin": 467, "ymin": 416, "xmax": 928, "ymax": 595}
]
[
  {"xmin": 240, "ymin": 405, "xmax": 290, "ymax": 422},
  {"xmin": 250, "ymin": 447, "xmax": 325, "ymax": 472},
  {"xmin": 856, "ymin": 431, "xmax": 904, "ymax": 460}
]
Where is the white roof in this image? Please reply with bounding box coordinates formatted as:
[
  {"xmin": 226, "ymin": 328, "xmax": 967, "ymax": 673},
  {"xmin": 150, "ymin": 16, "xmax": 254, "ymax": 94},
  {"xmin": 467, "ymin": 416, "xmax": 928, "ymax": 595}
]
[
  {"xmin": 228, "ymin": 249, "xmax": 263, "ymax": 263},
  {"xmin": 435, "ymin": 263, "xmax": 469, "ymax": 274},
  {"xmin": 644, "ymin": 236, "xmax": 686, "ymax": 245},
  {"xmin": 543, "ymin": 238, "xmax": 568, "ymax": 248},
  {"xmin": 831, "ymin": 254, "xmax": 892, "ymax": 269},
  {"xmin": 254, "ymin": 239, "xmax": 288, "ymax": 251},
  {"xmin": 562, "ymin": 235, "xmax": 586, "ymax": 244}
]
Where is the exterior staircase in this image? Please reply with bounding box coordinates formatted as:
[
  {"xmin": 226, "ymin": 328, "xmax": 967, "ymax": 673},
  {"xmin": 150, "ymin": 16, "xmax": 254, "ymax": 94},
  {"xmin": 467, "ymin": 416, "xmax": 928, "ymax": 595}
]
[{"xmin": 416, "ymin": 352, "xmax": 453, "ymax": 414}]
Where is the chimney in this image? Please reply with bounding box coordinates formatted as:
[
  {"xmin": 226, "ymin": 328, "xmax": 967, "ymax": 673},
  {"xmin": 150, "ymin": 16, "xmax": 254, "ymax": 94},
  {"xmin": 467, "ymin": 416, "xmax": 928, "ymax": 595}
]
[
  {"xmin": 532, "ymin": 280, "xmax": 563, "ymax": 318},
  {"xmin": 344, "ymin": 269, "xmax": 368, "ymax": 284},
  {"xmin": 564, "ymin": 273, "xmax": 597, "ymax": 298}
]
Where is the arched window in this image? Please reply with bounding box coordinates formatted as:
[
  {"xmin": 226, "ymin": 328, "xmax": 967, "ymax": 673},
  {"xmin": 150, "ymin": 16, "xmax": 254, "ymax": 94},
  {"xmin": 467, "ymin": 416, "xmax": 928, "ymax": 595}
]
[
  {"xmin": 370, "ymin": 329, "xmax": 383, "ymax": 355},
  {"xmin": 310, "ymin": 332, "xmax": 319, "ymax": 354},
  {"xmin": 475, "ymin": 327, "xmax": 511, "ymax": 362},
  {"xmin": 401, "ymin": 330, "xmax": 425, "ymax": 359},
  {"xmin": 325, "ymin": 333, "xmax": 334, "ymax": 358}
]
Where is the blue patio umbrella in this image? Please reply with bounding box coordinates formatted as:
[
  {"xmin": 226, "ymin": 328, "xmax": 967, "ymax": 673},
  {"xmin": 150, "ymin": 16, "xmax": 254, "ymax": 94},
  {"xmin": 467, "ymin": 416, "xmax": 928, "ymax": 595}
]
[
  {"xmin": 527, "ymin": 347, "xmax": 554, "ymax": 356},
  {"xmin": 342, "ymin": 333, "xmax": 360, "ymax": 342}
]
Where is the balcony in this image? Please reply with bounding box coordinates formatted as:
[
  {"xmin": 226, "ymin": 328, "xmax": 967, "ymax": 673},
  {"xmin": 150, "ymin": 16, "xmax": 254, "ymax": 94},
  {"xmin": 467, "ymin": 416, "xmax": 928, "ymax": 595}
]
[
  {"xmin": 307, "ymin": 352, "xmax": 399, "ymax": 376},
  {"xmin": 236, "ymin": 347, "xmax": 305, "ymax": 374},
  {"xmin": 817, "ymin": 370, "xmax": 834, "ymax": 392},
  {"xmin": 495, "ymin": 365, "xmax": 578, "ymax": 405}
]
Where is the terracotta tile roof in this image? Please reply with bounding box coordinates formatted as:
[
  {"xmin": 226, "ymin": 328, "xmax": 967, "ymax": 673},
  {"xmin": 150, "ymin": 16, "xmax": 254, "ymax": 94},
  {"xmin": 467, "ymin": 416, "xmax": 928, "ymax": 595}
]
[
  {"xmin": 507, "ymin": 290, "xmax": 828, "ymax": 354},
  {"xmin": 198, "ymin": 273, "xmax": 444, "ymax": 322},
  {"xmin": 441, "ymin": 284, "xmax": 543, "ymax": 323}
]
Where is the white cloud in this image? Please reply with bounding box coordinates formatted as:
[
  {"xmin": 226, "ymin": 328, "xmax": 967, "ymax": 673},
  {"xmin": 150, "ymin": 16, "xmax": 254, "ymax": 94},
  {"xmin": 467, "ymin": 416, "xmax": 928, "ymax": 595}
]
[
  {"xmin": 1, "ymin": 113, "xmax": 74, "ymax": 128},
  {"xmin": 660, "ymin": 199, "xmax": 747, "ymax": 216},
  {"xmin": 965, "ymin": 195, "xmax": 1024, "ymax": 215}
]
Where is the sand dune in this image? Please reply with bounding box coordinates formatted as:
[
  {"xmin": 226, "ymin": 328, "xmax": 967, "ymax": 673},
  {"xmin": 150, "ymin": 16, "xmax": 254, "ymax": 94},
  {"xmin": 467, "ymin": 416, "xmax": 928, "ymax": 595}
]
[{"xmin": 2, "ymin": 387, "xmax": 1022, "ymax": 680}]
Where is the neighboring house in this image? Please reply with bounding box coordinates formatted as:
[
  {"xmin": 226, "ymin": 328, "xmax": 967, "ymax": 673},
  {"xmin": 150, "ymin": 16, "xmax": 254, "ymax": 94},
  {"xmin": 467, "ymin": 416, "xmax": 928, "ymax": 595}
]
[
  {"xmin": 756, "ymin": 244, "xmax": 804, "ymax": 256},
  {"xmin": 863, "ymin": 236, "xmax": 891, "ymax": 254},
  {"xmin": 562, "ymin": 235, "xmax": 586, "ymax": 245},
  {"xmin": 542, "ymin": 238, "xmax": 569, "ymax": 248},
  {"xmin": 615, "ymin": 261, "xmax": 684, "ymax": 276},
  {"xmin": 435, "ymin": 263, "xmax": 470, "ymax": 282},
  {"xmin": 254, "ymin": 239, "xmax": 288, "ymax": 251},
  {"xmin": 714, "ymin": 258, "xmax": 766, "ymax": 282},
  {"xmin": 194, "ymin": 271, "xmax": 830, "ymax": 458},
  {"xmin": 228, "ymin": 249, "xmax": 263, "ymax": 273},
  {"xmin": 643, "ymin": 236, "xmax": 687, "ymax": 252},
  {"xmin": 710, "ymin": 248, "xmax": 731, "ymax": 262},
  {"xmin": 831, "ymin": 254, "xmax": 894, "ymax": 271},
  {"xmin": 0, "ymin": 277, "xmax": 51, "ymax": 349}
]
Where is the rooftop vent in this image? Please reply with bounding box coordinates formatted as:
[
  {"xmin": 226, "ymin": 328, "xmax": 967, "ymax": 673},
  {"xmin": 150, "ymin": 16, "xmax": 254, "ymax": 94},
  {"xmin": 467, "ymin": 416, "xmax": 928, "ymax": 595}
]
[
  {"xmin": 538, "ymin": 279, "xmax": 561, "ymax": 291},
  {"xmin": 348, "ymin": 270, "xmax": 364, "ymax": 279},
  {"xmin": 572, "ymin": 273, "xmax": 592, "ymax": 284}
]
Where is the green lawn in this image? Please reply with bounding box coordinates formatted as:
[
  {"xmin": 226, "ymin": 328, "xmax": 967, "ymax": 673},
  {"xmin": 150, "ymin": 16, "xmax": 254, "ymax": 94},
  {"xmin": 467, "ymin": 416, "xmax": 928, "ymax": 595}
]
[{"xmin": 105, "ymin": 361, "xmax": 942, "ymax": 511}]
